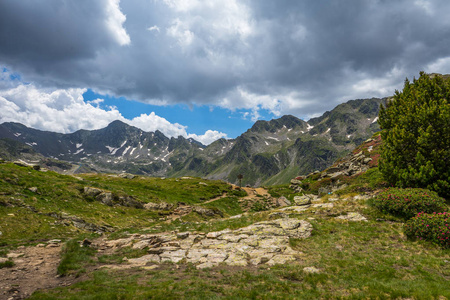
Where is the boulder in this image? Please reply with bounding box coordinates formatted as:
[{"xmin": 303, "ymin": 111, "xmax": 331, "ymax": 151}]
[
  {"xmin": 84, "ymin": 187, "xmax": 103, "ymax": 197},
  {"xmin": 293, "ymin": 195, "xmax": 311, "ymax": 206},
  {"xmin": 277, "ymin": 196, "xmax": 291, "ymax": 207},
  {"xmin": 97, "ymin": 192, "xmax": 114, "ymax": 206}
]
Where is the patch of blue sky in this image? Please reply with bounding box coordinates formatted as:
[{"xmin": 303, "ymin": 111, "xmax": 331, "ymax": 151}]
[{"xmin": 83, "ymin": 89, "xmax": 276, "ymax": 139}]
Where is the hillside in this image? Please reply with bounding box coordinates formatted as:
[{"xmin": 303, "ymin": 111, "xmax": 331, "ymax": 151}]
[
  {"xmin": 0, "ymin": 145, "xmax": 449, "ymax": 298},
  {"xmin": 0, "ymin": 98, "xmax": 386, "ymax": 186}
]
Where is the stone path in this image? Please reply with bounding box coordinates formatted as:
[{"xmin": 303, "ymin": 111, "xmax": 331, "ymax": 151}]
[{"xmin": 98, "ymin": 218, "xmax": 313, "ymax": 270}]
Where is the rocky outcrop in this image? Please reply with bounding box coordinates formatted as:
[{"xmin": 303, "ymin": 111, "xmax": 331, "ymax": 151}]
[
  {"xmin": 83, "ymin": 187, "xmax": 143, "ymax": 209},
  {"xmin": 99, "ymin": 218, "xmax": 312, "ymax": 269}
]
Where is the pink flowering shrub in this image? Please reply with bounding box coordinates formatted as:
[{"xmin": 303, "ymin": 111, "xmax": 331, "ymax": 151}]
[
  {"xmin": 404, "ymin": 212, "xmax": 450, "ymax": 248},
  {"xmin": 372, "ymin": 188, "xmax": 447, "ymax": 219}
]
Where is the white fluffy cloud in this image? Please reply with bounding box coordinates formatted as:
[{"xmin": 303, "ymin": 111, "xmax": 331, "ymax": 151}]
[{"xmin": 0, "ymin": 83, "xmax": 226, "ymax": 145}]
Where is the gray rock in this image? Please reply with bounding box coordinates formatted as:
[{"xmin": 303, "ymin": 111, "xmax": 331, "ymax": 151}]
[
  {"xmin": 293, "ymin": 196, "xmax": 311, "ymax": 206},
  {"xmin": 84, "ymin": 187, "xmax": 103, "ymax": 197},
  {"xmin": 177, "ymin": 232, "xmax": 190, "ymax": 239},
  {"xmin": 119, "ymin": 173, "xmax": 136, "ymax": 179},
  {"xmin": 336, "ymin": 212, "xmax": 367, "ymax": 222},
  {"xmin": 277, "ymin": 196, "xmax": 291, "ymax": 207},
  {"xmin": 97, "ymin": 192, "xmax": 114, "ymax": 206},
  {"xmin": 143, "ymin": 202, "xmax": 174, "ymax": 211}
]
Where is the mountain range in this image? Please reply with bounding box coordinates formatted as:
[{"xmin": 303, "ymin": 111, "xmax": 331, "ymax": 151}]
[{"xmin": 0, "ymin": 97, "xmax": 385, "ymax": 186}]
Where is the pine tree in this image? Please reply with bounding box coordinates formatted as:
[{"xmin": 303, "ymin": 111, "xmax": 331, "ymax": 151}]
[{"xmin": 378, "ymin": 72, "xmax": 450, "ymax": 198}]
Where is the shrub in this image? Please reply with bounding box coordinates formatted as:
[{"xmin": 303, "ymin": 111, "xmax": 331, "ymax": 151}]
[
  {"xmin": 378, "ymin": 72, "xmax": 450, "ymax": 198},
  {"xmin": 404, "ymin": 212, "xmax": 450, "ymax": 248},
  {"xmin": 372, "ymin": 187, "xmax": 448, "ymax": 219}
]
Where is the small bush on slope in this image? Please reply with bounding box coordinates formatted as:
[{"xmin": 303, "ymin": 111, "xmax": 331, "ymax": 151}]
[
  {"xmin": 372, "ymin": 187, "xmax": 447, "ymax": 219},
  {"xmin": 404, "ymin": 212, "xmax": 450, "ymax": 248}
]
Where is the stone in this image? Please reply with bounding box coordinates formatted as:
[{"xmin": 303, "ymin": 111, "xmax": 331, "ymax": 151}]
[
  {"xmin": 119, "ymin": 173, "xmax": 136, "ymax": 179},
  {"xmin": 277, "ymin": 196, "xmax": 291, "ymax": 207},
  {"xmin": 28, "ymin": 187, "xmax": 38, "ymax": 193},
  {"xmin": 303, "ymin": 266, "xmax": 320, "ymax": 274},
  {"xmin": 363, "ymin": 157, "xmax": 373, "ymax": 164},
  {"xmin": 312, "ymin": 203, "xmax": 334, "ymax": 209},
  {"xmin": 225, "ymin": 252, "xmax": 248, "ymax": 266},
  {"xmin": 290, "ymin": 179, "xmax": 302, "ymax": 185},
  {"xmin": 336, "ymin": 212, "xmax": 367, "ymax": 222},
  {"xmin": 159, "ymin": 250, "xmax": 187, "ymax": 263},
  {"xmin": 7, "ymin": 253, "xmax": 24, "ymax": 259},
  {"xmin": 193, "ymin": 206, "xmax": 220, "ymax": 217},
  {"xmin": 143, "ymin": 202, "xmax": 174, "ymax": 211},
  {"xmin": 84, "ymin": 187, "xmax": 103, "ymax": 197},
  {"xmin": 47, "ymin": 239, "xmax": 62, "ymax": 244},
  {"xmin": 267, "ymin": 255, "xmax": 296, "ymax": 266},
  {"xmin": 128, "ymin": 254, "xmax": 161, "ymax": 265},
  {"xmin": 196, "ymin": 262, "xmax": 215, "ymax": 269},
  {"xmin": 97, "ymin": 192, "xmax": 114, "ymax": 206},
  {"xmin": 177, "ymin": 232, "xmax": 190, "ymax": 239},
  {"xmin": 269, "ymin": 212, "xmax": 289, "ymax": 219},
  {"xmin": 293, "ymin": 196, "xmax": 311, "ymax": 206}
]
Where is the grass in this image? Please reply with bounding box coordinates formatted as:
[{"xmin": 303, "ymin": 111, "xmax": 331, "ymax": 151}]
[
  {"xmin": 3, "ymin": 161, "xmax": 450, "ymax": 298},
  {"xmin": 0, "ymin": 260, "xmax": 14, "ymax": 269},
  {"xmin": 30, "ymin": 214, "xmax": 450, "ymax": 299},
  {"xmin": 57, "ymin": 238, "xmax": 97, "ymax": 276}
]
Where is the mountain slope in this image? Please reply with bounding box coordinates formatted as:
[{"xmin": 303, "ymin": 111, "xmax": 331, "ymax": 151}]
[{"xmin": 0, "ymin": 98, "xmax": 386, "ymax": 185}]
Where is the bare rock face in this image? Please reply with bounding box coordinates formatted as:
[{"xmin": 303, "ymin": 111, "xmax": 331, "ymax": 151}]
[{"xmin": 101, "ymin": 218, "xmax": 313, "ymax": 269}]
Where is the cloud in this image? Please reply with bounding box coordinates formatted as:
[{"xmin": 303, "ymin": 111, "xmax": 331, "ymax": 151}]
[
  {"xmin": 1, "ymin": 0, "xmax": 450, "ymax": 120},
  {"xmin": 0, "ymin": 83, "xmax": 225, "ymax": 145}
]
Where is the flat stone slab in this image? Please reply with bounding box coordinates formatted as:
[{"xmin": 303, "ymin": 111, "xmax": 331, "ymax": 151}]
[{"xmin": 103, "ymin": 218, "xmax": 312, "ymax": 268}]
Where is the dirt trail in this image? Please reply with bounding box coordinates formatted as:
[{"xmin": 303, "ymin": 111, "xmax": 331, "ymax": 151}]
[{"xmin": 0, "ymin": 244, "xmax": 75, "ymax": 300}]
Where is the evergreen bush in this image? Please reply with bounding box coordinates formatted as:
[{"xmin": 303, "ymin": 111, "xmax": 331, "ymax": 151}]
[{"xmin": 378, "ymin": 72, "xmax": 450, "ymax": 198}]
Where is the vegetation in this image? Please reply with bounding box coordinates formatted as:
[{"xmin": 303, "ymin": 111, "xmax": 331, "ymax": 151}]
[
  {"xmin": 0, "ymin": 259, "xmax": 14, "ymax": 269},
  {"xmin": 57, "ymin": 238, "xmax": 97, "ymax": 276},
  {"xmin": 378, "ymin": 72, "xmax": 450, "ymax": 198},
  {"xmin": 405, "ymin": 212, "xmax": 450, "ymax": 248},
  {"xmin": 371, "ymin": 187, "xmax": 448, "ymax": 219}
]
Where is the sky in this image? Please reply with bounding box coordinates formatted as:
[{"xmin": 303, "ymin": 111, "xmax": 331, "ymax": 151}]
[{"xmin": 1, "ymin": 0, "xmax": 450, "ymax": 145}]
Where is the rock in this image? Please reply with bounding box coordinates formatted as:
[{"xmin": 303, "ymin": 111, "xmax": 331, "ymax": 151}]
[
  {"xmin": 177, "ymin": 232, "xmax": 190, "ymax": 239},
  {"xmin": 193, "ymin": 206, "xmax": 221, "ymax": 217},
  {"xmin": 0, "ymin": 257, "xmax": 9, "ymax": 263},
  {"xmin": 196, "ymin": 262, "xmax": 215, "ymax": 269},
  {"xmin": 160, "ymin": 250, "xmax": 187, "ymax": 263},
  {"xmin": 269, "ymin": 212, "xmax": 289, "ymax": 219},
  {"xmin": 84, "ymin": 187, "xmax": 103, "ymax": 197},
  {"xmin": 128, "ymin": 254, "xmax": 161, "ymax": 265},
  {"xmin": 277, "ymin": 196, "xmax": 291, "ymax": 207},
  {"xmin": 28, "ymin": 187, "xmax": 38, "ymax": 193},
  {"xmin": 143, "ymin": 202, "xmax": 174, "ymax": 211},
  {"xmin": 267, "ymin": 255, "xmax": 296, "ymax": 266},
  {"xmin": 293, "ymin": 196, "xmax": 311, "ymax": 206},
  {"xmin": 97, "ymin": 192, "xmax": 114, "ymax": 206},
  {"xmin": 82, "ymin": 239, "xmax": 92, "ymax": 247},
  {"xmin": 312, "ymin": 203, "xmax": 334, "ymax": 209},
  {"xmin": 290, "ymin": 179, "xmax": 302, "ymax": 185},
  {"xmin": 336, "ymin": 212, "xmax": 367, "ymax": 222},
  {"xmin": 47, "ymin": 239, "xmax": 61, "ymax": 244},
  {"xmin": 303, "ymin": 266, "xmax": 320, "ymax": 274},
  {"xmin": 7, "ymin": 253, "xmax": 24, "ymax": 259},
  {"xmin": 119, "ymin": 173, "xmax": 136, "ymax": 179},
  {"xmin": 199, "ymin": 182, "xmax": 208, "ymax": 186},
  {"xmin": 363, "ymin": 157, "xmax": 373, "ymax": 164}
]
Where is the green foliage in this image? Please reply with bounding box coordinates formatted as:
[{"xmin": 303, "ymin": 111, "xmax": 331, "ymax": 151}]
[
  {"xmin": 404, "ymin": 212, "xmax": 450, "ymax": 248},
  {"xmin": 57, "ymin": 239, "xmax": 96, "ymax": 276},
  {"xmin": 372, "ymin": 188, "xmax": 448, "ymax": 219},
  {"xmin": 228, "ymin": 188, "xmax": 248, "ymax": 197},
  {"xmin": 378, "ymin": 72, "xmax": 450, "ymax": 198}
]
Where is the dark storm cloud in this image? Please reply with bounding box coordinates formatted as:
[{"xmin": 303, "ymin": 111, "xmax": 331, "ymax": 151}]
[{"xmin": 1, "ymin": 0, "xmax": 450, "ymax": 117}]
